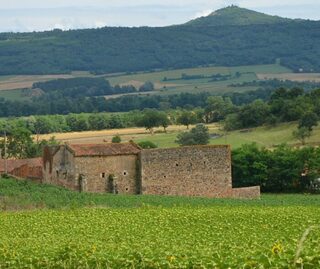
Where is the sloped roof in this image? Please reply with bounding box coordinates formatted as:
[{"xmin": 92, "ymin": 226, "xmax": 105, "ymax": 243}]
[
  {"xmin": 0, "ymin": 158, "xmax": 42, "ymax": 173},
  {"xmin": 67, "ymin": 143, "xmax": 141, "ymax": 157}
]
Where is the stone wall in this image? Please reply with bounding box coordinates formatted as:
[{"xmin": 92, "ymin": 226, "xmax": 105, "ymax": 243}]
[
  {"xmin": 219, "ymin": 186, "xmax": 261, "ymax": 199},
  {"xmin": 43, "ymin": 146, "xmax": 78, "ymax": 190},
  {"xmin": 42, "ymin": 144, "xmax": 260, "ymax": 199},
  {"xmin": 75, "ymin": 155, "xmax": 139, "ymax": 194},
  {"xmin": 11, "ymin": 164, "xmax": 42, "ymax": 181},
  {"xmin": 140, "ymin": 145, "xmax": 233, "ymax": 198},
  {"xmin": 232, "ymin": 186, "xmax": 261, "ymax": 199}
]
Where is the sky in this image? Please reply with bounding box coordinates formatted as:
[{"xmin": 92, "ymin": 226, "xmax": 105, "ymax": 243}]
[{"xmin": 0, "ymin": 0, "xmax": 319, "ymax": 32}]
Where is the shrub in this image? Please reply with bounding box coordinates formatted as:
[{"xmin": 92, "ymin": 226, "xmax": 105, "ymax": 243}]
[
  {"xmin": 137, "ymin": 141, "xmax": 158, "ymax": 149},
  {"xmin": 176, "ymin": 124, "xmax": 210, "ymax": 146},
  {"xmin": 112, "ymin": 135, "xmax": 121, "ymax": 143}
]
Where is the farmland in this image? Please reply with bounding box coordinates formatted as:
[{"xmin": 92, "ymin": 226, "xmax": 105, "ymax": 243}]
[
  {"xmin": 257, "ymin": 73, "xmax": 320, "ymax": 82},
  {"xmin": 0, "ymin": 64, "xmax": 291, "ymax": 101},
  {"xmin": 38, "ymin": 122, "xmax": 320, "ymax": 149},
  {"xmin": 0, "ymin": 179, "xmax": 319, "ymax": 268}
]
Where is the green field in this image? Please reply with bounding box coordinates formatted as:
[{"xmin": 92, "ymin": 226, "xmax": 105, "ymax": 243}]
[
  {"xmin": 0, "ymin": 64, "xmax": 292, "ymax": 101},
  {"xmin": 0, "ymin": 88, "xmax": 28, "ymax": 100},
  {"xmin": 133, "ymin": 122, "xmax": 320, "ymax": 149},
  {"xmin": 0, "ymin": 178, "xmax": 319, "ymax": 268},
  {"xmin": 106, "ymin": 64, "xmax": 291, "ymax": 96}
]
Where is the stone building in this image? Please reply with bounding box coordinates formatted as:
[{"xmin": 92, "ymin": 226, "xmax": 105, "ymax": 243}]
[
  {"xmin": 43, "ymin": 143, "xmax": 260, "ymax": 199},
  {"xmin": 43, "ymin": 143, "xmax": 141, "ymax": 194}
]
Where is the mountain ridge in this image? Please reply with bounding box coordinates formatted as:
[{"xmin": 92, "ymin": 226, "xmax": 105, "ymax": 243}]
[
  {"xmin": 0, "ymin": 6, "xmax": 319, "ymax": 75},
  {"xmin": 186, "ymin": 6, "xmax": 293, "ymax": 26}
]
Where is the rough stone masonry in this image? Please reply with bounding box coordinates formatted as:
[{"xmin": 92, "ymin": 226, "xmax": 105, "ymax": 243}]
[{"xmin": 42, "ymin": 143, "xmax": 260, "ymax": 199}]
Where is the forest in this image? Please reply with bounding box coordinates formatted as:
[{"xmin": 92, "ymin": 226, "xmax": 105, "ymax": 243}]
[{"xmin": 0, "ymin": 20, "xmax": 319, "ymax": 75}]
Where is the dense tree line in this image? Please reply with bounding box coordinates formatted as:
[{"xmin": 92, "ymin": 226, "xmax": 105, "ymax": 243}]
[
  {"xmin": 0, "ymin": 20, "xmax": 320, "ymax": 75},
  {"xmin": 222, "ymin": 88, "xmax": 320, "ymax": 131},
  {"xmin": 232, "ymin": 143, "xmax": 320, "ymax": 193},
  {"xmin": 1, "ymin": 87, "xmax": 320, "ymax": 133},
  {"xmin": 0, "ymin": 92, "xmax": 211, "ymax": 117},
  {"xmin": 231, "ymin": 79, "xmax": 320, "ymax": 92},
  {"xmin": 33, "ymin": 77, "xmax": 153, "ymax": 97},
  {"xmin": 0, "ymin": 113, "xmax": 133, "ymax": 135}
]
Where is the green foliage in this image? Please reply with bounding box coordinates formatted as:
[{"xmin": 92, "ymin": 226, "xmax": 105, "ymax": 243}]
[
  {"xmin": 88, "ymin": 113, "xmax": 109, "ymax": 130},
  {"xmin": 66, "ymin": 114, "xmax": 89, "ymax": 132},
  {"xmin": 232, "ymin": 143, "xmax": 320, "ymax": 192},
  {"xmin": 187, "ymin": 6, "xmax": 289, "ymax": 26},
  {"xmin": 111, "ymin": 135, "xmax": 121, "ymax": 143},
  {"xmin": 137, "ymin": 141, "xmax": 158, "ymax": 149},
  {"xmin": 231, "ymin": 78, "xmax": 320, "ymax": 92},
  {"xmin": 138, "ymin": 109, "xmax": 169, "ymax": 133},
  {"xmin": 0, "ymin": 179, "xmax": 320, "ymax": 268},
  {"xmin": 176, "ymin": 124, "xmax": 210, "ymax": 146},
  {"xmin": 0, "ymin": 7, "xmax": 319, "ymax": 76},
  {"xmin": 298, "ymin": 112, "xmax": 318, "ymax": 131},
  {"xmin": 177, "ymin": 110, "xmax": 198, "ymax": 129},
  {"xmin": 139, "ymin": 81, "xmax": 154, "ymax": 92},
  {"xmin": 223, "ymin": 113, "xmax": 242, "ymax": 131},
  {"xmin": 0, "ymin": 126, "xmax": 58, "ymax": 158},
  {"xmin": 205, "ymin": 96, "xmax": 234, "ymax": 123},
  {"xmin": 293, "ymin": 127, "xmax": 311, "ymax": 145},
  {"xmin": 33, "ymin": 77, "xmax": 153, "ymax": 97}
]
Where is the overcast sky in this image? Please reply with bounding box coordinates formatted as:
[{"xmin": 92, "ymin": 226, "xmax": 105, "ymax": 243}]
[{"xmin": 0, "ymin": 0, "xmax": 319, "ymax": 32}]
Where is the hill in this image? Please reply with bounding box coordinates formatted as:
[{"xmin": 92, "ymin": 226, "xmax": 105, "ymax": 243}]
[
  {"xmin": 0, "ymin": 7, "xmax": 319, "ymax": 75},
  {"xmin": 187, "ymin": 6, "xmax": 290, "ymax": 26}
]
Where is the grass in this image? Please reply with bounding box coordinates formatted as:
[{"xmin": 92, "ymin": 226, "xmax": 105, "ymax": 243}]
[
  {"xmin": 0, "ymin": 88, "xmax": 27, "ymax": 100},
  {"xmin": 0, "ymin": 178, "xmax": 319, "ymax": 268},
  {"xmin": 211, "ymin": 122, "xmax": 320, "ymax": 148},
  {"xmin": 0, "ymin": 64, "xmax": 292, "ymax": 100},
  {"xmin": 257, "ymin": 72, "xmax": 320, "ymax": 82},
  {"xmin": 145, "ymin": 122, "xmax": 320, "ymax": 149},
  {"xmin": 1, "ymin": 178, "xmax": 320, "ymax": 210},
  {"xmin": 106, "ymin": 64, "xmax": 291, "ymax": 97},
  {"xmin": 39, "ymin": 122, "xmax": 320, "ymax": 150}
]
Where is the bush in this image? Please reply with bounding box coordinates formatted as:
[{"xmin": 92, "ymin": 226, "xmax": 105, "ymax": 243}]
[
  {"xmin": 112, "ymin": 135, "xmax": 121, "ymax": 143},
  {"xmin": 138, "ymin": 141, "xmax": 158, "ymax": 149},
  {"xmin": 176, "ymin": 124, "xmax": 210, "ymax": 146}
]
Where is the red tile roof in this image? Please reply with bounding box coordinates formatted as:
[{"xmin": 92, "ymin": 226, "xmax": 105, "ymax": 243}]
[
  {"xmin": 67, "ymin": 143, "xmax": 141, "ymax": 157},
  {"xmin": 0, "ymin": 158, "xmax": 42, "ymax": 173}
]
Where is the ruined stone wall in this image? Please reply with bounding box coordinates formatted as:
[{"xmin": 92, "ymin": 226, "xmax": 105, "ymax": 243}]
[
  {"xmin": 140, "ymin": 145, "xmax": 233, "ymax": 198},
  {"xmin": 231, "ymin": 186, "xmax": 261, "ymax": 199},
  {"xmin": 43, "ymin": 146, "xmax": 78, "ymax": 190},
  {"xmin": 75, "ymin": 155, "xmax": 139, "ymax": 194},
  {"xmin": 11, "ymin": 164, "xmax": 42, "ymax": 181},
  {"xmin": 218, "ymin": 186, "xmax": 261, "ymax": 199}
]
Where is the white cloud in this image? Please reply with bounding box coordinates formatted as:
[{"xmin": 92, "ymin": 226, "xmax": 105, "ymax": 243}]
[{"xmin": 193, "ymin": 9, "xmax": 215, "ymax": 19}]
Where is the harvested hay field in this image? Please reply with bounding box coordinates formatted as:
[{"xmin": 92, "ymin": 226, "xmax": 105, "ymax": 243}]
[{"xmin": 37, "ymin": 124, "xmax": 220, "ymax": 146}]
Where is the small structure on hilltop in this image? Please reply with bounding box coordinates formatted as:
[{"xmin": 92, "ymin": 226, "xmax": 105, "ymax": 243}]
[{"xmin": 42, "ymin": 142, "xmax": 260, "ymax": 199}]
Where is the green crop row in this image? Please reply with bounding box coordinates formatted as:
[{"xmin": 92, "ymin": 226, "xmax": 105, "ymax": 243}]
[{"xmin": 0, "ymin": 206, "xmax": 319, "ymax": 268}]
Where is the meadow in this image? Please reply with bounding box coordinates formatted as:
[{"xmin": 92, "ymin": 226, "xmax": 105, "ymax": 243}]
[
  {"xmin": 0, "ymin": 64, "xmax": 291, "ymax": 101},
  {"xmin": 38, "ymin": 122, "xmax": 320, "ymax": 149},
  {"xmin": 0, "ymin": 178, "xmax": 319, "ymax": 268}
]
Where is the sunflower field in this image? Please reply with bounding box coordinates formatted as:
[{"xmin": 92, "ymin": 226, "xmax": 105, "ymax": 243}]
[{"xmin": 0, "ymin": 204, "xmax": 319, "ymax": 268}]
